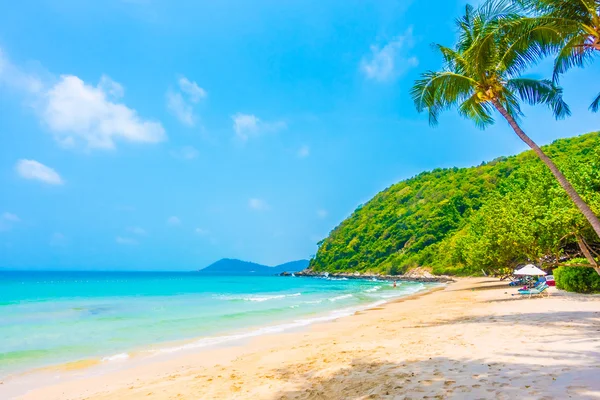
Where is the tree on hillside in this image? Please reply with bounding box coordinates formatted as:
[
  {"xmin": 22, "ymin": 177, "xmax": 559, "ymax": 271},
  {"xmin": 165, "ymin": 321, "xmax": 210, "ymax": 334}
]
[
  {"xmin": 410, "ymin": 1, "xmax": 600, "ymax": 245},
  {"xmin": 517, "ymin": 0, "xmax": 600, "ymax": 111}
]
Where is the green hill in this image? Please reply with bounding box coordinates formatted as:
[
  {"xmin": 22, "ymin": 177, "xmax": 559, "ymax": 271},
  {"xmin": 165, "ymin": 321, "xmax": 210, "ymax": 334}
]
[{"xmin": 310, "ymin": 132, "xmax": 600, "ymax": 276}]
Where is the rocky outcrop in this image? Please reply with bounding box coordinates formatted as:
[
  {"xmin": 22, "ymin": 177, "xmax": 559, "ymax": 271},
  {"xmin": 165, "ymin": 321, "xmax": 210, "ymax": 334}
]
[{"xmin": 289, "ymin": 269, "xmax": 454, "ymax": 283}]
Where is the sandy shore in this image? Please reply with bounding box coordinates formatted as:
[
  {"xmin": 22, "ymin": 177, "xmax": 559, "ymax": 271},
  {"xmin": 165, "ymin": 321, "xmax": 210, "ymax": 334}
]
[{"xmin": 8, "ymin": 278, "xmax": 600, "ymax": 399}]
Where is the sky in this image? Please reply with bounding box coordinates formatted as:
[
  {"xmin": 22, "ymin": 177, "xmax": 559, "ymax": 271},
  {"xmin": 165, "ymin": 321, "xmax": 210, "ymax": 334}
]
[{"xmin": 0, "ymin": 0, "xmax": 598, "ymax": 270}]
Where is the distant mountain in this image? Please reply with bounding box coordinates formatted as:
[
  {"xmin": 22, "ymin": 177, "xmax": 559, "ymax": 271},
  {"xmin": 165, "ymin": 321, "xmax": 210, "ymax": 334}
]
[{"xmin": 198, "ymin": 258, "xmax": 309, "ymax": 276}]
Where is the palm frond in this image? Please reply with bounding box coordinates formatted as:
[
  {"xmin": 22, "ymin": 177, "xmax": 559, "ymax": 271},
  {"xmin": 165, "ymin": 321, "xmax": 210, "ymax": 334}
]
[
  {"xmin": 499, "ymin": 22, "xmax": 566, "ymax": 76},
  {"xmin": 410, "ymin": 71, "xmax": 477, "ymax": 126},
  {"xmin": 554, "ymin": 32, "xmax": 597, "ymax": 80},
  {"xmin": 461, "ymin": 0, "xmax": 524, "ymax": 75},
  {"xmin": 517, "ymin": 0, "xmax": 595, "ymax": 21},
  {"xmin": 590, "ymin": 92, "xmax": 600, "ymax": 113},
  {"xmin": 506, "ymin": 78, "xmax": 571, "ymax": 119},
  {"xmin": 458, "ymin": 94, "xmax": 496, "ymax": 129},
  {"xmin": 501, "ymin": 90, "xmax": 525, "ymax": 121},
  {"xmin": 435, "ymin": 45, "xmax": 470, "ymax": 74}
]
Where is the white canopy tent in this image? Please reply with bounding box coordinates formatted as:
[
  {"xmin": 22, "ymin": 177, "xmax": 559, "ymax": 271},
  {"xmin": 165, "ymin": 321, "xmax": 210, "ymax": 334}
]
[{"xmin": 514, "ymin": 264, "xmax": 547, "ymax": 276}]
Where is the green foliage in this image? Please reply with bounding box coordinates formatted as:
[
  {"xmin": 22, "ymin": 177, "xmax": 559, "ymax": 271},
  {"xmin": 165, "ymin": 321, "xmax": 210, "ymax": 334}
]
[
  {"xmin": 411, "ymin": 0, "xmax": 570, "ymax": 129},
  {"xmin": 513, "ymin": 0, "xmax": 600, "ymax": 111},
  {"xmin": 309, "ymin": 132, "xmax": 600, "ymax": 275},
  {"xmin": 554, "ymin": 266, "xmax": 600, "ymax": 294}
]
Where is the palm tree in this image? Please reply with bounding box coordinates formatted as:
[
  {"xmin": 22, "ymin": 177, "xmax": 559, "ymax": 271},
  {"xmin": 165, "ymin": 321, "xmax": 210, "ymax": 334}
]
[
  {"xmin": 410, "ymin": 1, "xmax": 600, "ymax": 240},
  {"xmin": 517, "ymin": 0, "xmax": 600, "ymax": 111}
]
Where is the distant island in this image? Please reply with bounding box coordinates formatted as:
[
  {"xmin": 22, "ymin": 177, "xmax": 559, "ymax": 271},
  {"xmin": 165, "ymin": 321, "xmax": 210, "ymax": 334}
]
[{"xmin": 198, "ymin": 258, "xmax": 309, "ymax": 276}]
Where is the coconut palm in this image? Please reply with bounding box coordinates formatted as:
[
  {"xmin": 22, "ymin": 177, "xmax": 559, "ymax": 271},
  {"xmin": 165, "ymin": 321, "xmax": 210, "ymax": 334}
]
[
  {"xmin": 517, "ymin": 0, "xmax": 600, "ymax": 111},
  {"xmin": 410, "ymin": 1, "xmax": 600, "ymax": 239}
]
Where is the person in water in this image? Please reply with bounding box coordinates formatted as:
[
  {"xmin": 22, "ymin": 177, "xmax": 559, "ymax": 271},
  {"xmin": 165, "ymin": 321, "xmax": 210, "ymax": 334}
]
[{"xmin": 393, "ymin": 281, "xmax": 397, "ymax": 288}]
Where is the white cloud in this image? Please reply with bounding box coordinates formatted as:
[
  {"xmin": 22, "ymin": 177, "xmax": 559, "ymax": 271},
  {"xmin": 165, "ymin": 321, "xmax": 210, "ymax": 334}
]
[
  {"xmin": 43, "ymin": 75, "xmax": 166, "ymax": 149},
  {"xmin": 166, "ymin": 76, "xmax": 206, "ymax": 126},
  {"xmin": 178, "ymin": 77, "xmax": 206, "ymax": 103},
  {"xmin": 232, "ymin": 113, "xmax": 286, "ymax": 141},
  {"xmin": 0, "ymin": 48, "xmax": 43, "ymax": 93},
  {"xmin": 1, "ymin": 49, "xmax": 165, "ymax": 150},
  {"xmin": 248, "ymin": 198, "xmax": 269, "ymax": 211},
  {"xmin": 170, "ymin": 145, "xmax": 199, "ymax": 160},
  {"xmin": 317, "ymin": 209, "xmax": 328, "ymax": 218},
  {"xmin": 116, "ymin": 236, "xmax": 138, "ymax": 245},
  {"xmin": 2, "ymin": 212, "xmax": 20, "ymax": 222},
  {"xmin": 360, "ymin": 28, "xmax": 418, "ymax": 82},
  {"xmin": 166, "ymin": 90, "xmax": 195, "ymax": 126},
  {"xmin": 127, "ymin": 226, "xmax": 147, "ymax": 235},
  {"xmin": 195, "ymin": 227, "xmax": 209, "ymax": 236},
  {"xmin": 297, "ymin": 145, "xmax": 310, "ymax": 158},
  {"xmin": 50, "ymin": 232, "xmax": 67, "ymax": 247},
  {"xmin": 167, "ymin": 216, "xmax": 181, "ymax": 226},
  {"xmin": 16, "ymin": 159, "xmax": 64, "ymax": 185},
  {"xmin": 233, "ymin": 113, "xmax": 259, "ymax": 141},
  {"xmin": 98, "ymin": 74, "xmax": 124, "ymax": 98}
]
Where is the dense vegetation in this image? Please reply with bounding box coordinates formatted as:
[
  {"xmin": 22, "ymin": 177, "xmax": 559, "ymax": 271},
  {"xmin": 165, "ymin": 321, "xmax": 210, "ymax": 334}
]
[
  {"xmin": 310, "ymin": 0, "xmax": 600, "ymax": 284},
  {"xmin": 411, "ymin": 0, "xmax": 600, "ymax": 242},
  {"xmin": 554, "ymin": 265, "xmax": 600, "ymax": 294},
  {"xmin": 309, "ymin": 132, "xmax": 600, "ymax": 276}
]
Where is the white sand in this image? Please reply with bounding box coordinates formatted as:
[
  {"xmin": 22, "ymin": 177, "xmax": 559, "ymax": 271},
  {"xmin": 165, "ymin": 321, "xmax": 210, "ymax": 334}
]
[{"xmin": 6, "ymin": 278, "xmax": 600, "ymax": 399}]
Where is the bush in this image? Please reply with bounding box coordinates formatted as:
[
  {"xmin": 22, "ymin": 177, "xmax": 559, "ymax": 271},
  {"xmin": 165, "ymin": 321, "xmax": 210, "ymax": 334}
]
[{"xmin": 554, "ymin": 266, "xmax": 600, "ymax": 294}]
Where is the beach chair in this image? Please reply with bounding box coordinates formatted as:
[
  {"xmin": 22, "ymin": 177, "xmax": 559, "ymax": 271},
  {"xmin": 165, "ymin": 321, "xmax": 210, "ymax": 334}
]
[
  {"xmin": 516, "ymin": 284, "xmax": 549, "ymax": 298},
  {"xmin": 509, "ymin": 278, "xmax": 525, "ymax": 287}
]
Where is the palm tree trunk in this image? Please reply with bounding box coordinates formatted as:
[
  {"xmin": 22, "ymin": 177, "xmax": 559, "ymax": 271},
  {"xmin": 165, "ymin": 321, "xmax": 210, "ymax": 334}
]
[
  {"xmin": 576, "ymin": 235, "xmax": 600, "ymax": 275},
  {"xmin": 492, "ymin": 100, "xmax": 600, "ymax": 241}
]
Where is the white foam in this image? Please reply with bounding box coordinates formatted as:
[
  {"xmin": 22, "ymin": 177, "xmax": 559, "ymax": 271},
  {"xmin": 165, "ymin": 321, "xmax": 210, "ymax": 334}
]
[
  {"xmin": 302, "ymin": 300, "xmax": 323, "ymax": 305},
  {"xmin": 367, "ymin": 283, "xmax": 426, "ymax": 299},
  {"xmin": 328, "ymin": 294, "xmax": 353, "ymax": 302},
  {"xmin": 148, "ymin": 298, "xmax": 393, "ymax": 357},
  {"xmin": 364, "ymin": 285, "xmax": 382, "ymax": 293},
  {"xmin": 101, "ymin": 353, "xmax": 130, "ymax": 362},
  {"xmin": 216, "ymin": 292, "xmax": 302, "ymax": 302}
]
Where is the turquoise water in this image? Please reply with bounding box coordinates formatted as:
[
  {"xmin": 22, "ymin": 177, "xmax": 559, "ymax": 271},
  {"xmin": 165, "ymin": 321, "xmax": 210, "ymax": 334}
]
[{"xmin": 0, "ymin": 271, "xmax": 432, "ymax": 377}]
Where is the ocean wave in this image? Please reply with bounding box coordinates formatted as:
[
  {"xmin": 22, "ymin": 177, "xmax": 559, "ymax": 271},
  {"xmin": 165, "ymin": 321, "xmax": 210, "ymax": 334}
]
[
  {"xmin": 363, "ymin": 285, "xmax": 382, "ymax": 293},
  {"xmin": 328, "ymin": 294, "xmax": 353, "ymax": 302},
  {"xmin": 366, "ymin": 283, "xmax": 426, "ymax": 299},
  {"xmin": 101, "ymin": 353, "xmax": 130, "ymax": 362},
  {"xmin": 302, "ymin": 300, "xmax": 323, "ymax": 305},
  {"xmin": 149, "ymin": 299, "xmax": 390, "ymax": 356},
  {"xmin": 215, "ymin": 293, "xmax": 302, "ymax": 302}
]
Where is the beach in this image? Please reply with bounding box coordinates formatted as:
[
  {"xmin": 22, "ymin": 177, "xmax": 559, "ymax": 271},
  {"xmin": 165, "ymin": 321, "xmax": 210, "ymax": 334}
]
[{"xmin": 5, "ymin": 277, "xmax": 599, "ymax": 399}]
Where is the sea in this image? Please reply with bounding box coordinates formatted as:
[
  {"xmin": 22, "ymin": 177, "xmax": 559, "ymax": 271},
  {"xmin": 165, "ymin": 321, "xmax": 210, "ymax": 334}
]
[{"xmin": 0, "ymin": 271, "xmax": 435, "ymax": 378}]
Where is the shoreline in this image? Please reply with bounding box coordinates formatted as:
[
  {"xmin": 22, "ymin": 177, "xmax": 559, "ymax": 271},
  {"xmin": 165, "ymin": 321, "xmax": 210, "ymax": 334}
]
[
  {"xmin": 6, "ymin": 277, "xmax": 600, "ymax": 399},
  {"xmin": 1, "ymin": 280, "xmax": 442, "ymax": 398},
  {"xmin": 291, "ymin": 270, "xmax": 455, "ymax": 283}
]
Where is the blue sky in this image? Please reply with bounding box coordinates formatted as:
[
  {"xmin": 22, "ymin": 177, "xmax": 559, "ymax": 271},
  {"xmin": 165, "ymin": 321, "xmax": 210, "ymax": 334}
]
[{"xmin": 0, "ymin": 0, "xmax": 598, "ymax": 270}]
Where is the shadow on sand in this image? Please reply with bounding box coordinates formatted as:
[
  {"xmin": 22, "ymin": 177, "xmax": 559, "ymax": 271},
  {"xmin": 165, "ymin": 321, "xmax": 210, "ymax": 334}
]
[{"xmin": 269, "ymin": 355, "xmax": 600, "ymax": 399}]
